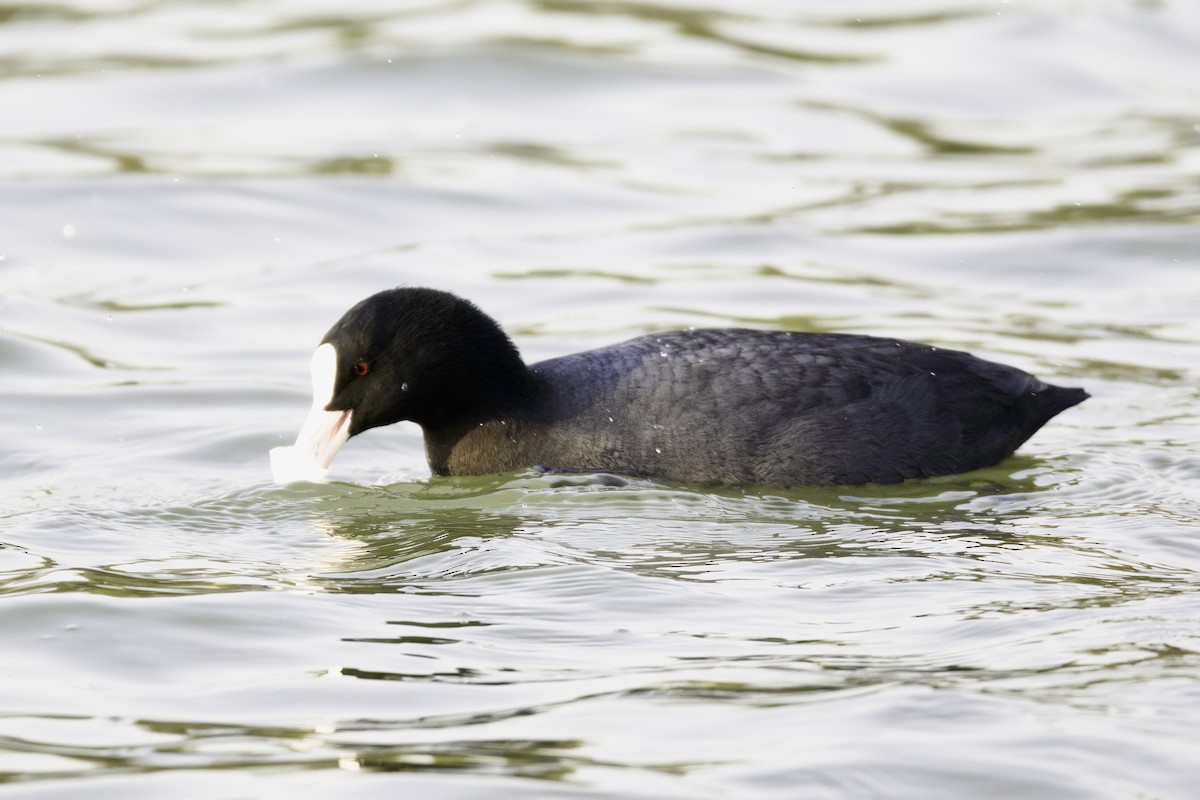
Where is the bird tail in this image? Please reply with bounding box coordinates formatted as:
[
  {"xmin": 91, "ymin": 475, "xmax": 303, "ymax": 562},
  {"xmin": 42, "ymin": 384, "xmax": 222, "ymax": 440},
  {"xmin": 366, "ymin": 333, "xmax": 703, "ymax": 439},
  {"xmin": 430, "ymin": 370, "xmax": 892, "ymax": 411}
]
[{"xmin": 1036, "ymin": 385, "xmax": 1089, "ymax": 421}]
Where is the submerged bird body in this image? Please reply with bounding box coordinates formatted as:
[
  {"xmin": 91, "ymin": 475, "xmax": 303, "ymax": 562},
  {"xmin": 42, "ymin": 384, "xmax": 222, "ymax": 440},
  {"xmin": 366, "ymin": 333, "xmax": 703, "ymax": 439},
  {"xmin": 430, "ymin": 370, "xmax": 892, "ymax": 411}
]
[{"xmin": 271, "ymin": 288, "xmax": 1087, "ymax": 486}]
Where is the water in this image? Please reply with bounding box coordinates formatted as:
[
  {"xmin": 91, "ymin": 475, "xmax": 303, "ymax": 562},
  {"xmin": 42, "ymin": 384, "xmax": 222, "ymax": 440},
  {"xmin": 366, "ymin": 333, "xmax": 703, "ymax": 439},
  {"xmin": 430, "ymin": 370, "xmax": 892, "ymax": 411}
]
[{"xmin": 2, "ymin": 1, "xmax": 1199, "ymax": 797}]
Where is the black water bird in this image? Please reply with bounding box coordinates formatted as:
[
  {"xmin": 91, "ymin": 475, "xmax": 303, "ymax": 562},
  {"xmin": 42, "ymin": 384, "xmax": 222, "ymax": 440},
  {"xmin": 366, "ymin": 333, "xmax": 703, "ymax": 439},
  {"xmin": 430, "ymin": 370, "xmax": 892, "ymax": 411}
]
[{"xmin": 271, "ymin": 287, "xmax": 1087, "ymax": 485}]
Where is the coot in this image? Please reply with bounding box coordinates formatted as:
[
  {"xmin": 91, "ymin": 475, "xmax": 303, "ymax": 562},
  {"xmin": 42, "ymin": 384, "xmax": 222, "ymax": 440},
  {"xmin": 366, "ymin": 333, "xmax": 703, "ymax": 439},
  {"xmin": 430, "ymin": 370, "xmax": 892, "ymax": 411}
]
[{"xmin": 270, "ymin": 287, "xmax": 1086, "ymax": 485}]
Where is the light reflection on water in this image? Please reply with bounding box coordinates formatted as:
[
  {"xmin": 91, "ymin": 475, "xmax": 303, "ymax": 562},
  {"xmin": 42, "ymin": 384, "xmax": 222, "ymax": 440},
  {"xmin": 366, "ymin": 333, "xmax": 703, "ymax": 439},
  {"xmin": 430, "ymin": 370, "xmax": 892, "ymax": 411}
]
[{"xmin": 1, "ymin": 1, "xmax": 1199, "ymax": 798}]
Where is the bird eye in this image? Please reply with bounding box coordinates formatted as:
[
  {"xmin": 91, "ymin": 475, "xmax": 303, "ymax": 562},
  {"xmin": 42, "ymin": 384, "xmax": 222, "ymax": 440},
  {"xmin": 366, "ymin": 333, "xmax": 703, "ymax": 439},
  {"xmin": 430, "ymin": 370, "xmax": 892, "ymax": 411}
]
[{"xmin": 352, "ymin": 360, "xmax": 371, "ymax": 377}]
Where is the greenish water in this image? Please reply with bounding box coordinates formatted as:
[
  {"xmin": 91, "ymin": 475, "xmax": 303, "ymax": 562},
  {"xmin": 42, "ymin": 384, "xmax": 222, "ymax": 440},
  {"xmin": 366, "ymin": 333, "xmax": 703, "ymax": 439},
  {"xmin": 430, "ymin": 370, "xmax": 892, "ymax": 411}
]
[{"xmin": 2, "ymin": 1, "xmax": 1199, "ymax": 798}]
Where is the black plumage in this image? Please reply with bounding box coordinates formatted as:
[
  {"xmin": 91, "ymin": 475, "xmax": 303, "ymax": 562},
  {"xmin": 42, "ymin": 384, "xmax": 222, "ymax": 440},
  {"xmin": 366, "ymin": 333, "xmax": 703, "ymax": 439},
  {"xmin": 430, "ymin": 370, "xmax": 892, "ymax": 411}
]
[{"xmin": 312, "ymin": 287, "xmax": 1086, "ymax": 485}]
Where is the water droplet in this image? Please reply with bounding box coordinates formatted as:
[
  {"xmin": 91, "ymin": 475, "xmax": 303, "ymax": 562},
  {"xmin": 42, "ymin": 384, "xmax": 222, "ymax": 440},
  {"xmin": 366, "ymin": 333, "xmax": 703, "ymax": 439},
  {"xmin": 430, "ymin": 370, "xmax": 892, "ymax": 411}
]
[
  {"xmin": 654, "ymin": 447, "xmax": 662, "ymax": 454},
  {"xmin": 607, "ymin": 416, "xmax": 614, "ymax": 423}
]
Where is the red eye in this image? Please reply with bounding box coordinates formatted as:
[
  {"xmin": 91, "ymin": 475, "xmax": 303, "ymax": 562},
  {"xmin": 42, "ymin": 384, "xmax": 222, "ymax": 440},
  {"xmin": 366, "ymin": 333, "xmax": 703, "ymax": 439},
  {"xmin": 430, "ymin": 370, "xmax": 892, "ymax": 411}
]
[{"xmin": 353, "ymin": 360, "xmax": 370, "ymax": 377}]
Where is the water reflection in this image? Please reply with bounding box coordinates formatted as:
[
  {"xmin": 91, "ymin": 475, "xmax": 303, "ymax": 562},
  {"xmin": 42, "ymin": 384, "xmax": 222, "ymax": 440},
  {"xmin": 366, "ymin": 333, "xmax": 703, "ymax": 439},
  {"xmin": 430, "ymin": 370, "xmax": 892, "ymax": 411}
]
[{"xmin": 290, "ymin": 461, "xmax": 1106, "ymax": 590}]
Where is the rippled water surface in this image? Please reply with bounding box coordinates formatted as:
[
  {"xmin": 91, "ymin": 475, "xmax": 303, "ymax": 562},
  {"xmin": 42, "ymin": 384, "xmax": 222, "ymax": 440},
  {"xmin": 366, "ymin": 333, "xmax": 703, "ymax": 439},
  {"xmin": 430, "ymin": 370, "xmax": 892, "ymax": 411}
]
[{"xmin": 2, "ymin": 1, "xmax": 1199, "ymax": 797}]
